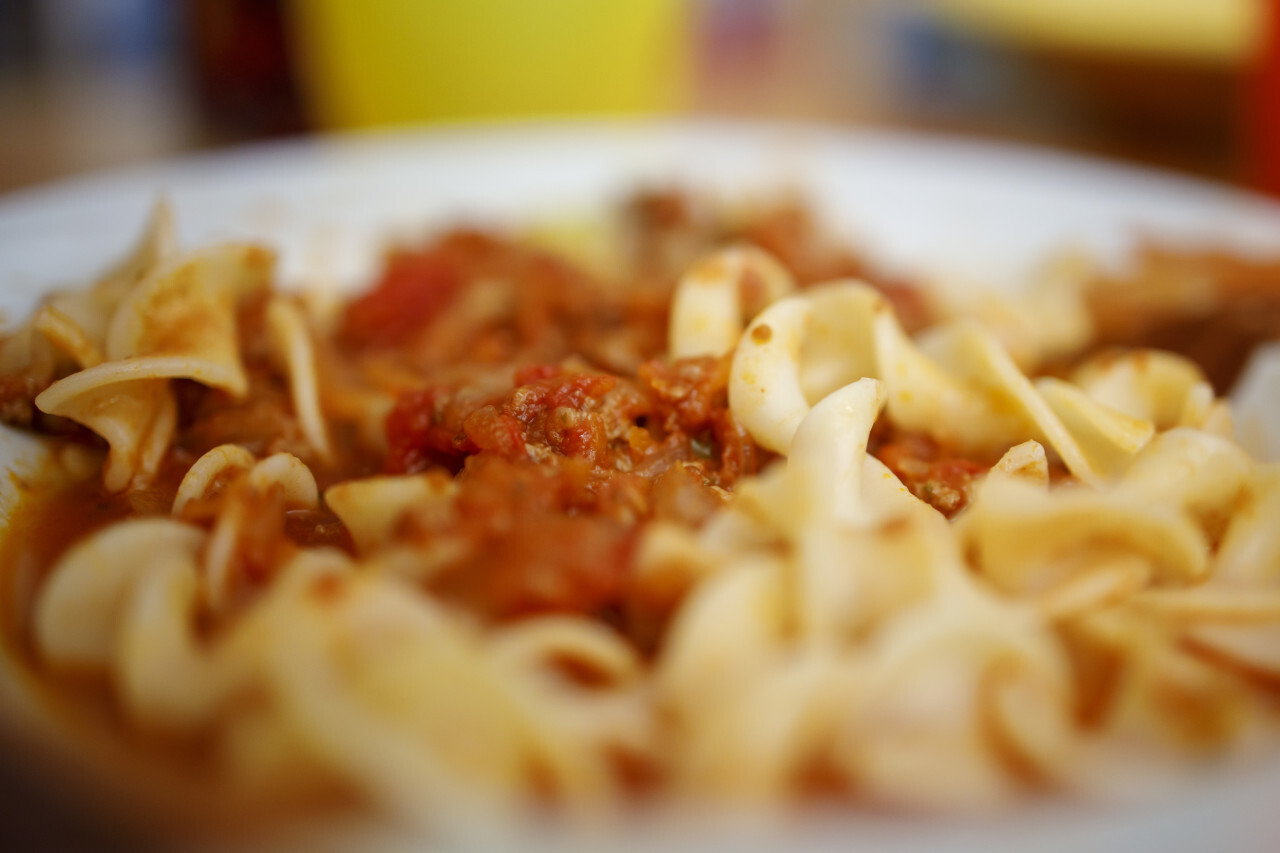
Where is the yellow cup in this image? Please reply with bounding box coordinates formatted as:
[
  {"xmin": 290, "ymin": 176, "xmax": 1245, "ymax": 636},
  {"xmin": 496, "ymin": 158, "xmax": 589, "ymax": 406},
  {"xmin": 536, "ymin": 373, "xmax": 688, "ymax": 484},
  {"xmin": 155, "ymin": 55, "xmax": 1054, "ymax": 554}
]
[{"xmin": 289, "ymin": 0, "xmax": 690, "ymax": 128}]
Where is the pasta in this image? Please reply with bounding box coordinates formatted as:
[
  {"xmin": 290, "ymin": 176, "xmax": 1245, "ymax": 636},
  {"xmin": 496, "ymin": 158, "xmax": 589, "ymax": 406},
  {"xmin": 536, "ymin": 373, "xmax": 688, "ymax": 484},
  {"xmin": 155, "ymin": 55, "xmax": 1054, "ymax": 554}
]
[{"xmin": 2, "ymin": 191, "xmax": 1280, "ymax": 839}]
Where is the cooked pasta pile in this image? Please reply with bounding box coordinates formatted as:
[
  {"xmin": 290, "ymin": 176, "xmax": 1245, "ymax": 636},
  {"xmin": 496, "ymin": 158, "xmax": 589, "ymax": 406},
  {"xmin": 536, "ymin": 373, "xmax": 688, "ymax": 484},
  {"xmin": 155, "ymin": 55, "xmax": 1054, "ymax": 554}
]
[{"xmin": 2, "ymin": 194, "xmax": 1280, "ymax": 830}]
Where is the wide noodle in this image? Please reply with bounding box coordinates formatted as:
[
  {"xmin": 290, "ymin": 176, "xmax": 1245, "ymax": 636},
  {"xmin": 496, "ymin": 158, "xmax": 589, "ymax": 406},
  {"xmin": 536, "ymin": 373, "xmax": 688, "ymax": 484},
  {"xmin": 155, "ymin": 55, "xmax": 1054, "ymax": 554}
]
[{"xmin": 4, "ymin": 199, "xmax": 1280, "ymax": 833}]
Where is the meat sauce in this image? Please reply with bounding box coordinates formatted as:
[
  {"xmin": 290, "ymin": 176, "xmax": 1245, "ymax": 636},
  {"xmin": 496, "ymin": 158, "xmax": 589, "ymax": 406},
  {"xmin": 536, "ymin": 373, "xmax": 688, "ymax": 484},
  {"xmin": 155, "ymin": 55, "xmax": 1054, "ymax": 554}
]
[
  {"xmin": 1086, "ymin": 243, "xmax": 1280, "ymax": 392},
  {"xmin": 872, "ymin": 431, "xmax": 990, "ymax": 518},
  {"xmin": 13, "ymin": 193, "xmax": 1273, "ymax": 657},
  {"xmin": 0, "ymin": 196, "xmax": 933, "ymax": 653},
  {"xmin": 1, "ymin": 193, "xmax": 1117, "ymax": 650},
  {"xmin": 381, "ymin": 357, "xmax": 756, "ymax": 625},
  {"xmin": 331, "ymin": 208, "xmax": 998, "ymax": 626},
  {"xmin": 2, "ymin": 192, "xmax": 1279, "ymax": 842}
]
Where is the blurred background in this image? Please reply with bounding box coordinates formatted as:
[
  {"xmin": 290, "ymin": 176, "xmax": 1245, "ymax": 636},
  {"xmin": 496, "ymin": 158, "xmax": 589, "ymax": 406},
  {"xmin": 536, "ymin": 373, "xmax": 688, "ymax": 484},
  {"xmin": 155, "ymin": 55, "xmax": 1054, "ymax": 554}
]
[
  {"xmin": 0, "ymin": 0, "xmax": 1277, "ymax": 195},
  {"xmin": 0, "ymin": 1, "xmax": 1277, "ymax": 849}
]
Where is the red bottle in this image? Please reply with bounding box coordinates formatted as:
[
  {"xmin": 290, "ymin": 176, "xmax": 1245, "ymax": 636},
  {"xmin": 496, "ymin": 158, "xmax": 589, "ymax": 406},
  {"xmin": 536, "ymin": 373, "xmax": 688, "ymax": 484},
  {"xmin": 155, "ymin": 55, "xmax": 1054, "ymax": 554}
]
[{"xmin": 1251, "ymin": 0, "xmax": 1280, "ymax": 195}]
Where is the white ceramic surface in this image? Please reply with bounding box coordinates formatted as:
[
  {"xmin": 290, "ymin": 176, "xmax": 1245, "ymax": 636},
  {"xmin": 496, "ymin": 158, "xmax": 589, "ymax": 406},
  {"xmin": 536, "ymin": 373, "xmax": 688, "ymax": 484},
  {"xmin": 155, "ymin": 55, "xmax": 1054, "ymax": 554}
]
[{"xmin": 4, "ymin": 120, "xmax": 1280, "ymax": 853}]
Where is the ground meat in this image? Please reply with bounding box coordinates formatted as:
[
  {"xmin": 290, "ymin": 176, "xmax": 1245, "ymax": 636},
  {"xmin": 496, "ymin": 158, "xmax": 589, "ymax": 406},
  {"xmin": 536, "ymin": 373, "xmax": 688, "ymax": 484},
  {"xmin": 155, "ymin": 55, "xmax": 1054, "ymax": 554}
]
[
  {"xmin": 174, "ymin": 369, "xmax": 318, "ymax": 471},
  {"xmin": 341, "ymin": 214, "xmax": 928, "ymax": 628},
  {"xmin": 0, "ymin": 373, "xmax": 45, "ymax": 429},
  {"xmin": 873, "ymin": 431, "xmax": 990, "ymax": 518},
  {"xmin": 340, "ymin": 229, "xmax": 671, "ymax": 375},
  {"xmin": 1086, "ymin": 244, "xmax": 1280, "ymax": 392},
  {"xmin": 402, "ymin": 454, "xmax": 644, "ymax": 620},
  {"xmin": 384, "ymin": 358, "xmax": 745, "ymax": 624}
]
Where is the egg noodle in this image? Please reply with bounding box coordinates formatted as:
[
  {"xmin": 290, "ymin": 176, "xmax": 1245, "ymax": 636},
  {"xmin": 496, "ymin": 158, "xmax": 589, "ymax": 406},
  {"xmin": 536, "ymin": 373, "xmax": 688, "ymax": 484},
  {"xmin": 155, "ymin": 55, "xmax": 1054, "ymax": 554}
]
[{"xmin": 2, "ymin": 196, "xmax": 1280, "ymax": 834}]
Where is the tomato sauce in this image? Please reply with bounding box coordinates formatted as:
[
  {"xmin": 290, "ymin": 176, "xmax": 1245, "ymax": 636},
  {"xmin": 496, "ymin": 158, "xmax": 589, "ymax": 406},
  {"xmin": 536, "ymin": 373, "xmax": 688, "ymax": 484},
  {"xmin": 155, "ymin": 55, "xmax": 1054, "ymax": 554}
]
[
  {"xmin": 872, "ymin": 431, "xmax": 991, "ymax": 518},
  {"xmin": 3, "ymin": 190, "xmax": 1279, "ymax": 839},
  {"xmin": 0, "ymin": 192, "xmax": 935, "ymax": 683}
]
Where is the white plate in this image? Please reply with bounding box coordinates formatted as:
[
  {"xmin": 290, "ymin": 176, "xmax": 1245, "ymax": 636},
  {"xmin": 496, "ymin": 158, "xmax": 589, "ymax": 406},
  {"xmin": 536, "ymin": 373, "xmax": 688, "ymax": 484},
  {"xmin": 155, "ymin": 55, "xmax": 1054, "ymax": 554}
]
[
  {"xmin": 4, "ymin": 120, "xmax": 1280, "ymax": 853},
  {"xmin": 5, "ymin": 119, "xmax": 1280, "ymax": 307}
]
